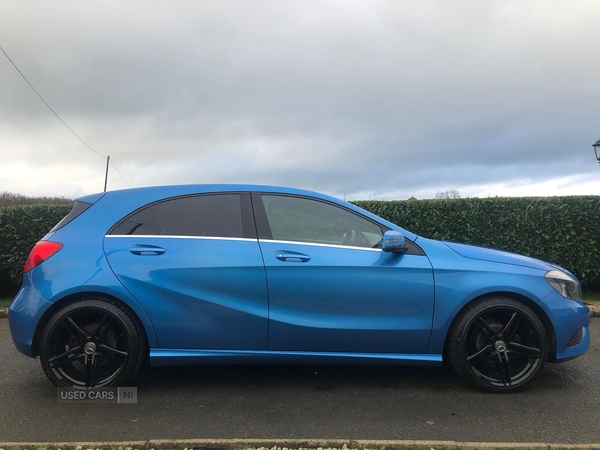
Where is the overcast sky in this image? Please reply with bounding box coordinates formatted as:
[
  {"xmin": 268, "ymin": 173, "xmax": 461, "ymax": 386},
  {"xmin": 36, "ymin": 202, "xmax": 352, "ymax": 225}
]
[{"xmin": 1, "ymin": 1, "xmax": 600, "ymax": 201}]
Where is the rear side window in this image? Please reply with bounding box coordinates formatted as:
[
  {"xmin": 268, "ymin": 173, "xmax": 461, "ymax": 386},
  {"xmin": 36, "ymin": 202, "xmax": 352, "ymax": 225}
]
[
  {"xmin": 159, "ymin": 195, "xmax": 242, "ymax": 237},
  {"xmin": 50, "ymin": 201, "xmax": 92, "ymax": 232},
  {"xmin": 109, "ymin": 194, "xmax": 248, "ymax": 238},
  {"xmin": 111, "ymin": 204, "xmax": 158, "ymax": 236}
]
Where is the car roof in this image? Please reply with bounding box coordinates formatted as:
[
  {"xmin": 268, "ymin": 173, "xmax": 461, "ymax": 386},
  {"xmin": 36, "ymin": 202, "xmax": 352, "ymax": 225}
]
[{"xmin": 99, "ymin": 184, "xmax": 332, "ymax": 197}]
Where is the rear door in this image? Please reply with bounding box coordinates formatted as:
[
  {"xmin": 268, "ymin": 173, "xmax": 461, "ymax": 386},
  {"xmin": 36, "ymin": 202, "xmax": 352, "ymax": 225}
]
[{"xmin": 103, "ymin": 193, "xmax": 269, "ymax": 350}]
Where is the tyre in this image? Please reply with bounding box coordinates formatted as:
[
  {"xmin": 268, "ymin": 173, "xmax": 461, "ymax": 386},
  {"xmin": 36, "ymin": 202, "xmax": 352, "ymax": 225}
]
[
  {"xmin": 39, "ymin": 298, "xmax": 146, "ymax": 389},
  {"xmin": 447, "ymin": 296, "xmax": 549, "ymax": 393}
]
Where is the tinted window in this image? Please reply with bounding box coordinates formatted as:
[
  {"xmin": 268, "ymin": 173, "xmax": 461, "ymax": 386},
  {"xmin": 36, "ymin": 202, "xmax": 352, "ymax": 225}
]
[
  {"xmin": 50, "ymin": 201, "xmax": 92, "ymax": 232},
  {"xmin": 261, "ymin": 195, "xmax": 383, "ymax": 248},
  {"xmin": 111, "ymin": 204, "xmax": 158, "ymax": 235},
  {"xmin": 159, "ymin": 194, "xmax": 242, "ymax": 237},
  {"xmin": 110, "ymin": 194, "xmax": 243, "ymax": 238}
]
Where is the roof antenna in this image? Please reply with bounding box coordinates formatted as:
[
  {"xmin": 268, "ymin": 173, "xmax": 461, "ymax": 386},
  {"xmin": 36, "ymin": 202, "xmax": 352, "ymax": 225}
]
[{"xmin": 104, "ymin": 155, "xmax": 110, "ymax": 192}]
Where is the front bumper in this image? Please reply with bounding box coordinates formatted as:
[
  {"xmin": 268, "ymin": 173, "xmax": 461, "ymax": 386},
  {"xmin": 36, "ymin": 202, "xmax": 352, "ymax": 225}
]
[
  {"xmin": 8, "ymin": 276, "xmax": 54, "ymax": 357},
  {"xmin": 541, "ymin": 289, "xmax": 591, "ymax": 362}
]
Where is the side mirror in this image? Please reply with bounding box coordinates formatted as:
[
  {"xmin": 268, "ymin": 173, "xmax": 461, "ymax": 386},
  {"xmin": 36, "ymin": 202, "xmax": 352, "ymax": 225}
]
[{"xmin": 382, "ymin": 230, "xmax": 408, "ymax": 253}]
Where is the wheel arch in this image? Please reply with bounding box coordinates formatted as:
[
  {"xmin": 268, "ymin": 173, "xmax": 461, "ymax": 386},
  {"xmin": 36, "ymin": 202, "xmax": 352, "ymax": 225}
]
[
  {"xmin": 31, "ymin": 291, "xmax": 152, "ymax": 358},
  {"xmin": 443, "ymin": 291, "xmax": 557, "ymax": 362}
]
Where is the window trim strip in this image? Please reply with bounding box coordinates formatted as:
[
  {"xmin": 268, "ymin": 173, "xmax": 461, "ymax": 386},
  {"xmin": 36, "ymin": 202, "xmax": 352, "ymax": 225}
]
[
  {"xmin": 105, "ymin": 235, "xmax": 382, "ymax": 251},
  {"xmin": 259, "ymin": 239, "xmax": 382, "ymax": 252},
  {"xmin": 105, "ymin": 235, "xmax": 258, "ymax": 242}
]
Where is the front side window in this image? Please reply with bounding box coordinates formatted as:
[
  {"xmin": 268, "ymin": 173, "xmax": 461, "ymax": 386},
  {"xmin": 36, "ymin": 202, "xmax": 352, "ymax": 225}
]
[
  {"xmin": 110, "ymin": 194, "xmax": 243, "ymax": 238},
  {"xmin": 260, "ymin": 195, "xmax": 383, "ymax": 248}
]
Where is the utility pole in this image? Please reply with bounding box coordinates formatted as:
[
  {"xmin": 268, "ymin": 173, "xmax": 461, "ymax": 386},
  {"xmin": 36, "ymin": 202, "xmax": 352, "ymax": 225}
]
[{"xmin": 104, "ymin": 155, "xmax": 110, "ymax": 192}]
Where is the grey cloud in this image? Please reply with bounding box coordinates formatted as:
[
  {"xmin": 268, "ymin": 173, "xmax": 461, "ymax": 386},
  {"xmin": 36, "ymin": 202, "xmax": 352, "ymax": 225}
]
[{"xmin": 1, "ymin": 0, "xmax": 599, "ymax": 199}]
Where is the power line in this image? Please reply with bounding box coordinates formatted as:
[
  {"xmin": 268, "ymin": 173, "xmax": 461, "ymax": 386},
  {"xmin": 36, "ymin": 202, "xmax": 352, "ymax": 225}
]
[
  {"xmin": 110, "ymin": 159, "xmax": 132, "ymax": 187},
  {"xmin": 0, "ymin": 44, "xmax": 132, "ymax": 188},
  {"xmin": 0, "ymin": 44, "xmax": 106, "ymax": 158}
]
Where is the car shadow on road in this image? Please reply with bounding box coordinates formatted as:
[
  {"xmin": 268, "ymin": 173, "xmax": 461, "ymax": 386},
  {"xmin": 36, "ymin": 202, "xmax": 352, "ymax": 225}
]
[
  {"xmin": 132, "ymin": 356, "xmax": 593, "ymax": 397},
  {"xmin": 135, "ymin": 362, "xmax": 469, "ymax": 393}
]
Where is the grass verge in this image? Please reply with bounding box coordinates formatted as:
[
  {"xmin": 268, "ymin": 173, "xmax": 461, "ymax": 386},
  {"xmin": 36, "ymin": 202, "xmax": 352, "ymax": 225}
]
[
  {"xmin": 0, "ymin": 298, "xmax": 12, "ymax": 308},
  {"xmin": 583, "ymin": 289, "xmax": 600, "ymax": 303}
]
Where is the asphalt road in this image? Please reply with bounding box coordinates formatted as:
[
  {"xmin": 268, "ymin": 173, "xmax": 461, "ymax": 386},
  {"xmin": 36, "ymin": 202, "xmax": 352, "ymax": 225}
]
[{"xmin": 0, "ymin": 319, "xmax": 598, "ymax": 444}]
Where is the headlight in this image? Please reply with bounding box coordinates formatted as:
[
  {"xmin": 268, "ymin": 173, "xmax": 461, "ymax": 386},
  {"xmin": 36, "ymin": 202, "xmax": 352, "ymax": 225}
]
[{"xmin": 544, "ymin": 269, "xmax": 582, "ymax": 300}]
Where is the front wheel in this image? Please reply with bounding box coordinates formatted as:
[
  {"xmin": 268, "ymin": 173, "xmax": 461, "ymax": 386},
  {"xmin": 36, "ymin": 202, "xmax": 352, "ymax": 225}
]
[
  {"xmin": 39, "ymin": 298, "xmax": 146, "ymax": 389},
  {"xmin": 447, "ymin": 297, "xmax": 549, "ymax": 393}
]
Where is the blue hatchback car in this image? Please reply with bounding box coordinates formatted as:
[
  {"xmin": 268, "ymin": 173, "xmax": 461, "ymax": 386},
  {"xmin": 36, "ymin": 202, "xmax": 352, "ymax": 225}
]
[{"xmin": 9, "ymin": 185, "xmax": 591, "ymax": 392}]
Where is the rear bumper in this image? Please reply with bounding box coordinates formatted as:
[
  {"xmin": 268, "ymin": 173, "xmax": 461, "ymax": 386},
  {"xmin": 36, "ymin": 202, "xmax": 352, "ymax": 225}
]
[{"xmin": 8, "ymin": 277, "xmax": 53, "ymax": 357}]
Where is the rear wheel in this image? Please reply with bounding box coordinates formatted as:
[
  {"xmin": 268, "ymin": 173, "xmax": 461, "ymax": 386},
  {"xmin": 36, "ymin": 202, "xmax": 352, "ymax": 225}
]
[
  {"xmin": 447, "ymin": 297, "xmax": 548, "ymax": 393},
  {"xmin": 39, "ymin": 298, "xmax": 146, "ymax": 389}
]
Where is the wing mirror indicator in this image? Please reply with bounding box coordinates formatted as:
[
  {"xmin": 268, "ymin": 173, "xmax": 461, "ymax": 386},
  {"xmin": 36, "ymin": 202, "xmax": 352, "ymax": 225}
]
[{"xmin": 382, "ymin": 231, "xmax": 408, "ymax": 253}]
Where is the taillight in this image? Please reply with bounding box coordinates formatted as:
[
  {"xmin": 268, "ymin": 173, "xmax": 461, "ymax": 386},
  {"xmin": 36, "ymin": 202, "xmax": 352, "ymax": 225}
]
[{"xmin": 23, "ymin": 241, "xmax": 63, "ymax": 273}]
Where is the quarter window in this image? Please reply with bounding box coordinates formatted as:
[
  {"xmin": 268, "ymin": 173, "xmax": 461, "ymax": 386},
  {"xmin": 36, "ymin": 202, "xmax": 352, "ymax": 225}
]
[
  {"xmin": 50, "ymin": 201, "xmax": 92, "ymax": 232},
  {"xmin": 110, "ymin": 194, "xmax": 244, "ymax": 238},
  {"xmin": 260, "ymin": 195, "xmax": 383, "ymax": 249}
]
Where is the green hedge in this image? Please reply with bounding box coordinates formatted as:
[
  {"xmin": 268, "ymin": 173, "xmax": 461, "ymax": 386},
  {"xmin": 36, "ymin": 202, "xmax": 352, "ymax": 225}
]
[
  {"xmin": 0, "ymin": 205, "xmax": 72, "ymax": 288},
  {"xmin": 354, "ymin": 196, "xmax": 600, "ymax": 287},
  {"xmin": 1, "ymin": 197, "xmax": 599, "ymax": 292}
]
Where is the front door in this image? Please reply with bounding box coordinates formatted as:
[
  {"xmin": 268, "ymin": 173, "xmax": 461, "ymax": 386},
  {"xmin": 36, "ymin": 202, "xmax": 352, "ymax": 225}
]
[{"xmin": 254, "ymin": 194, "xmax": 435, "ymax": 354}]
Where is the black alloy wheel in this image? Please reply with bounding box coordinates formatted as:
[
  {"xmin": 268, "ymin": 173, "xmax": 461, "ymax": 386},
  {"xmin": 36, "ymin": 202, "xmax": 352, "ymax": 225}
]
[
  {"xmin": 448, "ymin": 297, "xmax": 549, "ymax": 393},
  {"xmin": 40, "ymin": 298, "xmax": 146, "ymax": 389}
]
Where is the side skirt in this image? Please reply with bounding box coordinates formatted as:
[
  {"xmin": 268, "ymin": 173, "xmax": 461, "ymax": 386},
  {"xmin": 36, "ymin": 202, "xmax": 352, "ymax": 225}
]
[{"xmin": 149, "ymin": 349, "xmax": 443, "ymax": 367}]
